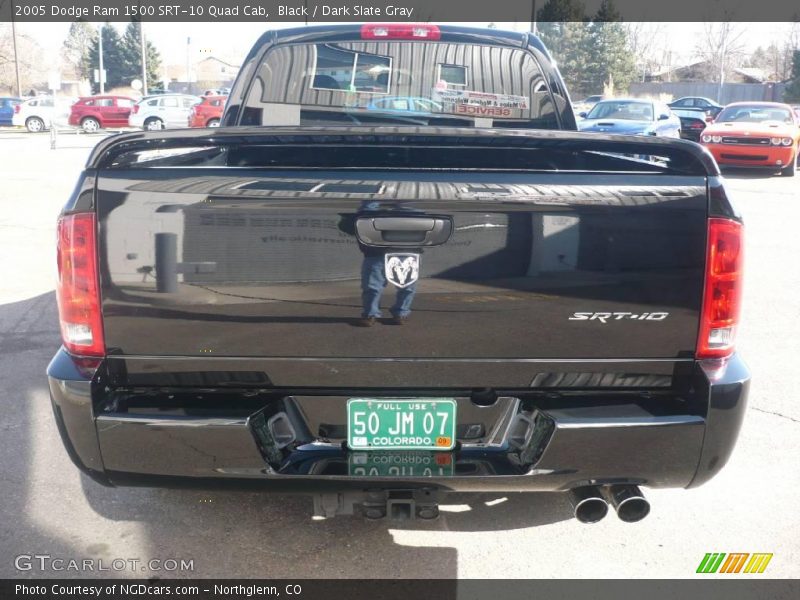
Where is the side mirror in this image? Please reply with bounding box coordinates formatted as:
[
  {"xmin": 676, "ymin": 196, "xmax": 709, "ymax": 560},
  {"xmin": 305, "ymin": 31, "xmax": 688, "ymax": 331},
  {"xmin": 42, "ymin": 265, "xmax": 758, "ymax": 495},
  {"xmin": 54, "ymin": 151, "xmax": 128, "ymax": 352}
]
[
  {"xmin": 578, "ymin": 111, "xmax": 587, "ymax": 118},
  {"xmin": 658, "ymin": 113, "xmax": 670, "ymax": 121}
]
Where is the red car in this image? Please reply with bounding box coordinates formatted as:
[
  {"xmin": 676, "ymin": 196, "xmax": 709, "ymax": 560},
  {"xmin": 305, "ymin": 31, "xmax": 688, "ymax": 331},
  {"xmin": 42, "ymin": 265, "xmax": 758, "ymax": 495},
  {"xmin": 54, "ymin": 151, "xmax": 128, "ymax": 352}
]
[
  {"xmin": 700, "ymin": 102, "xmax": 800, "ymax": 177},
  {"xmin": 188, "ymin": 95, "xmax": 226, "ymax": 128},
  {"xmin": 69, "ymin": 95, "xmax": 135, "ymax": 133}
]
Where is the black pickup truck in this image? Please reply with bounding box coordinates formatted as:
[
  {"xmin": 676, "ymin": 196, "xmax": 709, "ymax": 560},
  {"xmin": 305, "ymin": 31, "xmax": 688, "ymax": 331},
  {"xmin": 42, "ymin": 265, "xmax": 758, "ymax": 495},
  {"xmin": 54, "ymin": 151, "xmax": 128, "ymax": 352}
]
[{"xmin": 48, "ymin": 24, "xmax": 749, "ymax": 523}]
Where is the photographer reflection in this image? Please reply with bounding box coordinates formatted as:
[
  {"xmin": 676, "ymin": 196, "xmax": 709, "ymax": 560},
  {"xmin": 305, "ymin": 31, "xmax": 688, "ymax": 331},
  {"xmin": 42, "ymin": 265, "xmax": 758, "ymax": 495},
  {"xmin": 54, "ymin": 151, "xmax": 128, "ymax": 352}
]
[{"xmin": 340, "ymin": 201, "xmax": 421, "ymax": 327}]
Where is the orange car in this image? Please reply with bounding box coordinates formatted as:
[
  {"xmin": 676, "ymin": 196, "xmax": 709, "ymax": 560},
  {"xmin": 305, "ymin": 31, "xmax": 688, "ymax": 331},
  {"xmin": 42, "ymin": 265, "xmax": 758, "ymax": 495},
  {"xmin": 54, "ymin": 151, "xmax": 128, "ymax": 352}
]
[
  {"xmin": 700, "ymin": 102, "xmax": 800, "ymax": 177},
  {"xmin": 188, "ymin": 95, "xmax": 226, "ymax": 128}
]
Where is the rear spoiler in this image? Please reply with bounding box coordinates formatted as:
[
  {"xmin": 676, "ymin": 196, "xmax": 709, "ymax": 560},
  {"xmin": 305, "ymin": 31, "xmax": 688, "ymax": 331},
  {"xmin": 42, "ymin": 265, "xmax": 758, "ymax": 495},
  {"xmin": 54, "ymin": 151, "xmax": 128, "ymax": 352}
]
[{"xmin": 87, "ymin": 126, "xmax": 720, "ymax": 176}]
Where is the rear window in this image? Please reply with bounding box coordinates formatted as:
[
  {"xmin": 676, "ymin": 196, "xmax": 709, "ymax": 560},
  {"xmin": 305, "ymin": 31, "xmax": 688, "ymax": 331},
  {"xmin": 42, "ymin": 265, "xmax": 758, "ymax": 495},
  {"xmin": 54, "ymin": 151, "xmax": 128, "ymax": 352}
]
[{"xmin": 241, "ymin": 40, "xmax": 557, "ymax": 129}]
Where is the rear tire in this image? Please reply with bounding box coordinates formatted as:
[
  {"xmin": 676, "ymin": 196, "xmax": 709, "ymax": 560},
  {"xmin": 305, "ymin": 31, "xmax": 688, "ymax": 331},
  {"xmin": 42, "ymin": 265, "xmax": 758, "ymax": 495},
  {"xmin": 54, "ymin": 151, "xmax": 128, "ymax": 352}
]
[
  {"xmin": 25, "ymin": 117, "xmax": 44, "ymax": 133},
  {"xmin": 81, "ymin": 117, "xmax": 100, "ymax": 133},
  {"xmin": 207, "ymin": 118, "xmax": 220, "ymax": 127},
  {"xmin": 780, "ymin": 155, "xmax": 796, "ymax": 177},
  {"xmin": 144, "ymin": 117, "xmax": 163, "ymax": 131}
]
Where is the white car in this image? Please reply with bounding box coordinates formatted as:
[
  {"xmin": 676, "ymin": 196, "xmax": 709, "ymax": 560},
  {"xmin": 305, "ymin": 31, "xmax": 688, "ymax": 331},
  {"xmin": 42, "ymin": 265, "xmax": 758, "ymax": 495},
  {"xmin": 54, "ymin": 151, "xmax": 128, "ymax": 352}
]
[
  {"xmin": 572, "ymin": 95, "xmax": 604, "ymax": 118},
  {"xmin": 129, "ymin": 94, "xmax": 201, "ymax": 130},
  {"xmin": 12, "ymin": 96, "xmax": 76, "ymax": 132}
]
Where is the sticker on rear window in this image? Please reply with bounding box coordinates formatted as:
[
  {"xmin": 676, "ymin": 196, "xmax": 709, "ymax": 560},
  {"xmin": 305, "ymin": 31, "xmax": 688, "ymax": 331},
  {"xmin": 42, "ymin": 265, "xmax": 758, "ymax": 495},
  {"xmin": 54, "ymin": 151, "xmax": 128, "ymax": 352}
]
[{"xmin": 432, "ymin": 89, "xmax": 529, "ymax": 111}]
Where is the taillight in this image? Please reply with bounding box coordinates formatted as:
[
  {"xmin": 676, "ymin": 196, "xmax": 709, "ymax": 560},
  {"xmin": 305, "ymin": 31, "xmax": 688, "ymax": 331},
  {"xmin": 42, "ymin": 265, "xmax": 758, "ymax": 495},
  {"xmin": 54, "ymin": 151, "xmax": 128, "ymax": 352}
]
[
  {"xmin": 56, "ymin": 213, "xmax": 105, "ymax": 357},
  {"xmin": 14, "ymin": 104, "xmax": 21, "ymax": 114},
  {"xmin": 361, "ymin": 24, "xmax": 441, "ymax": 40},
  {"xmin": 132, "ymin": 104, "xmax": 139, "ymax": 114},
  {"xmin": 697, "ymin": 218, "xmax": 743, "ymax": 359}
]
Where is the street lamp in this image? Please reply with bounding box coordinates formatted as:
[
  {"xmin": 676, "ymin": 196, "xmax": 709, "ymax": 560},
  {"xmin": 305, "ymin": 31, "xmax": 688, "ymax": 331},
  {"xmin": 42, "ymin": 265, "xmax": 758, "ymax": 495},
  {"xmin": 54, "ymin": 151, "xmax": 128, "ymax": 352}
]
[{"xmin": 98, "ymin": 22, "xmax": 105, "ymax": 94}]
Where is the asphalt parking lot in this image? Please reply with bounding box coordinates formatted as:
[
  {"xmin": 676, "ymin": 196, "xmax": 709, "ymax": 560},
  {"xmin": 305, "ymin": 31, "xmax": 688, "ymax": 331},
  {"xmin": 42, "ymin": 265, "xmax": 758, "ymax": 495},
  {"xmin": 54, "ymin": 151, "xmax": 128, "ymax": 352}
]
[{"xmin": 0, "ymin": 129, "xmax": 798, "ymax": 579}]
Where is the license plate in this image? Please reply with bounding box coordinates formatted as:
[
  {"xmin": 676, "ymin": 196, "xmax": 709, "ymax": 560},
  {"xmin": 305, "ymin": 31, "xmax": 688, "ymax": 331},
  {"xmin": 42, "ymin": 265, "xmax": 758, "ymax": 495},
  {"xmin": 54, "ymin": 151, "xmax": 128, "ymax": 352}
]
[
  {"xmin": 347, "ymin": 398, "xmax": 457, "ymax": 451},
  {"xmin": 348, "ymin": 451, "xmax": 455, "ymax": 477}
]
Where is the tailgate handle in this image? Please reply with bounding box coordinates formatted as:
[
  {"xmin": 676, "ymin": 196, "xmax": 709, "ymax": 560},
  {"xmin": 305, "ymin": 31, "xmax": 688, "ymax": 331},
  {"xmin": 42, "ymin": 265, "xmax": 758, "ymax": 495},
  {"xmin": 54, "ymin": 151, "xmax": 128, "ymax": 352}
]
[{"xmin": 356, "ymin": 217, "xmax": 452, "ymax": 247}]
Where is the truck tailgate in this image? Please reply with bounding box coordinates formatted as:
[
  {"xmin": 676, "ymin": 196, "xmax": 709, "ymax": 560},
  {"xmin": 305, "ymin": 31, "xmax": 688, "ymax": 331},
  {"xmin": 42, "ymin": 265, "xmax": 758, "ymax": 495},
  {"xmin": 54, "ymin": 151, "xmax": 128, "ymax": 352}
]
[{"xmin": 89, "ymin": 128, "xmax": 711, "ymax": 386}]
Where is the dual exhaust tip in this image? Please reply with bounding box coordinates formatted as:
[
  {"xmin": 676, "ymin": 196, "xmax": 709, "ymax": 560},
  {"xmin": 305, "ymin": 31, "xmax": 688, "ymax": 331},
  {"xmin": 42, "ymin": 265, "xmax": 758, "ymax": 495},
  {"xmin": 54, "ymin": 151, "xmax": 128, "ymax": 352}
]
[{"xmin": 569, "ymin": 484, "xmax": 651, "ymax": 524}]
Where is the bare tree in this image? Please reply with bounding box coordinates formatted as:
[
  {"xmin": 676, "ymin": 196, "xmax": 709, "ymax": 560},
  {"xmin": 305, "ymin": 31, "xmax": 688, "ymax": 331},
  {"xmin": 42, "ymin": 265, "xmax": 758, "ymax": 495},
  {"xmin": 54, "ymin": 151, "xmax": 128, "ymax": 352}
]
[
  {"xmin": 779, "ymin": 21, "xmax": 800, "ymax": 80},
  {"xmin": 624, "ymin": 22, "xmax": 667, "ymax": 82},
  {"xmin": 0, "ymin": 24, "xmax": 47, "ymax": 95},
  {"xmin": 748, "ymin": 24, "xmax": 800, "ymax": 82},
  {"xmin": 62, "ymin": 21, "xmax": 97, "ymax": 80},
  {"xmin": 693, "ymin": 21, "xmax": 747, "ymax": 101}
]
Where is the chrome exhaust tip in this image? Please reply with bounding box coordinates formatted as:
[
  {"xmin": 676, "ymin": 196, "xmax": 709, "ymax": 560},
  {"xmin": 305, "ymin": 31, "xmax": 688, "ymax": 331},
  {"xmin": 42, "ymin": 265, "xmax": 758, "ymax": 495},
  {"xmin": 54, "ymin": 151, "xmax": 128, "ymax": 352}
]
[
  {"xmin": 568, "ymin": 486, "xmax": 609, "ymax": 524},
  {"xmin": 602, "ymin": 485, "xmax": 651, "ymax": 523}
]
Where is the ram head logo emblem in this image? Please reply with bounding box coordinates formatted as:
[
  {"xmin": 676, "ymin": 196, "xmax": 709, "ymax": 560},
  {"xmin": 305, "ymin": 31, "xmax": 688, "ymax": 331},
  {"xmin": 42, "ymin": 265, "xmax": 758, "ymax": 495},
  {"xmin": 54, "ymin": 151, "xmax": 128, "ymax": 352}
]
[{"xmin": 384, "ymin": 253, "xmax": 420, "ymax": 288}]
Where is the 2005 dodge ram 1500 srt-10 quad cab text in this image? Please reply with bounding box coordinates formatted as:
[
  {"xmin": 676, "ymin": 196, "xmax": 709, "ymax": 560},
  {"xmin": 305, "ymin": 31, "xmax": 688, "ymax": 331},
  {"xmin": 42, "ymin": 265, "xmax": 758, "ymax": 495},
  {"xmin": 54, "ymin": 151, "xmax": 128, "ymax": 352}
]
[{"xmin": 48, "ymin": 24, "xmax": 749, "ymax": 523}]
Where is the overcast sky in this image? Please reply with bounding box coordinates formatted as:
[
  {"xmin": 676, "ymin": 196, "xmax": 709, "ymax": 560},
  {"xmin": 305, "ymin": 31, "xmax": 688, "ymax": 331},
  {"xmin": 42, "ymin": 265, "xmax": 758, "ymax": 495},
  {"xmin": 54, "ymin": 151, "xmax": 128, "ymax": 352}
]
[{"xmin": 14, "ymin": 21, "xmax": 795, "ymax": 71}]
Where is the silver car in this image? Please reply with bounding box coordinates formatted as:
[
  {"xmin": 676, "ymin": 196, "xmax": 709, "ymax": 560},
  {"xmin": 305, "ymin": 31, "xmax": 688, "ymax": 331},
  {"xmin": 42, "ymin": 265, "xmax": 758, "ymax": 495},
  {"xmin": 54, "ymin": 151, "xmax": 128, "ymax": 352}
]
[{"xmin": 129, "ymin": 94, "xmax": 201, "ymax": 130}]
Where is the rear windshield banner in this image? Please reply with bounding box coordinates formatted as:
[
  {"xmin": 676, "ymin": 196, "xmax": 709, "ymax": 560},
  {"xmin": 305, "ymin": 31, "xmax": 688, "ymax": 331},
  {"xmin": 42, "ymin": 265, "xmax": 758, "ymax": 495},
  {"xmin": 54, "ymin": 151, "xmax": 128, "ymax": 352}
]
[{"xmin": 3, "ymin": 0, "xmax": 799, "ymax": 22}]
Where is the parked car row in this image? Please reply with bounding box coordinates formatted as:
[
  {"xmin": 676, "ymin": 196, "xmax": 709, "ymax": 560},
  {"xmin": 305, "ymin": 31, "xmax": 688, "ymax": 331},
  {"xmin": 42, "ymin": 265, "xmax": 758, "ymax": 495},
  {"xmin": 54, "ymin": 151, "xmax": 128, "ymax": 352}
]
[
  {"xmin": 2, "ymin": 91, "xmax": 228, "ymax": 132},
  {"xmin": 574, "ymin": 95, "xmax": 800, "ymax": 177}
]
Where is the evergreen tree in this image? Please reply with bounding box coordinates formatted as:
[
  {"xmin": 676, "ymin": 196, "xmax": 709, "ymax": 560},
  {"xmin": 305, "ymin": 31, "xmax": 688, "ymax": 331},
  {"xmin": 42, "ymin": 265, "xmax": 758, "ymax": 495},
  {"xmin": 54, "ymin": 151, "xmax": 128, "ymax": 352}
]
[
  {"xmin": 120, "ymin": 22, "xmax": 162, "ymax": 91},
  {"xmin": 784, "ymin": 50, "xmax": 800, "ymax": 102},
  {"xmin": 536, "ymin": 0, "xmax": 586, "ymax": 22},
  {"xmin": 536, "ymin": 0, "xmax": 590, "ymax": 96},
  {"xmin": 534, "ymin": 0, "xmax": 636, "ymax": 97},
  {"xmin": 584, "ymin": 0, "xmax": 636, "ymax": 95},
  {"xmin": 62, "ymin": 21, "xmax": 97, "ymax": 81},
  {"xmin": 87, "ymin": 25, "xmax": 126, "ymax": 93},
  {"xmin": 593, "ymin": 0, "xmax": 621, "ymax": 21}
]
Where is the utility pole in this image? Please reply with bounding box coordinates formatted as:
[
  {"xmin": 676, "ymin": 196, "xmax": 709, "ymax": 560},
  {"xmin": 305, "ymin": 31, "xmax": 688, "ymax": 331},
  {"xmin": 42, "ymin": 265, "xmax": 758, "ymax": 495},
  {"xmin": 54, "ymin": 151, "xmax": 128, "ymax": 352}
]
[
  {"xmin": 98, "ymin": 23, "xmax": 105, "ymax": 93},
  {"xmin": 140, "ymin": 22, "xmax": 148, "ymax": 96},
  {"xmin": 530, "ymin": 0, "xmax": 537, "ymax": 35},
  {"xmin": 717, "ymin": 34, "xmax": 726, "ymax": 104},
  {"xmin": 186, "ymin": 36, "xmax": 191, "ymax": 93},
  {"xmin": 10, "ymin": 12, "xmax": 22, "ymax": 97}
]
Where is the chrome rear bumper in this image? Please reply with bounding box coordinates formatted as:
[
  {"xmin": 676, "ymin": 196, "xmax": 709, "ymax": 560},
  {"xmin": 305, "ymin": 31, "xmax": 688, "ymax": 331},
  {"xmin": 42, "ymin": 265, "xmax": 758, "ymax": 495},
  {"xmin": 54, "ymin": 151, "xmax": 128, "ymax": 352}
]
[{"xmin": 47, "ymin": 349, "xmax": 749, "ymax": 492}]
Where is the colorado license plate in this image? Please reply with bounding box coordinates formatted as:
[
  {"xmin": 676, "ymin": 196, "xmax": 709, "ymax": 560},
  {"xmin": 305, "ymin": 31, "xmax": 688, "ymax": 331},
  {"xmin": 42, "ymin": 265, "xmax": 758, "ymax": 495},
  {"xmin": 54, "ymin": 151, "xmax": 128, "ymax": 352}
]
[
  {"xmin": 349, "ymin": 451, "xmax": 455, "ymax": 477},
  {"xmin": 347, "ymin": 398, "xmax": 457, "ymax": 451}
]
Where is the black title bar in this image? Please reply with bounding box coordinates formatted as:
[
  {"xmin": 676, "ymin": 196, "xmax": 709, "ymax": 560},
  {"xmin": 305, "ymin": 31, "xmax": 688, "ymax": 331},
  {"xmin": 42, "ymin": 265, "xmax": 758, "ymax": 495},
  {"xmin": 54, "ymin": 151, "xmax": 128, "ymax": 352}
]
[{"xmin": 2, "ymin": 0, "xmax": 800, "ymax": 22}]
